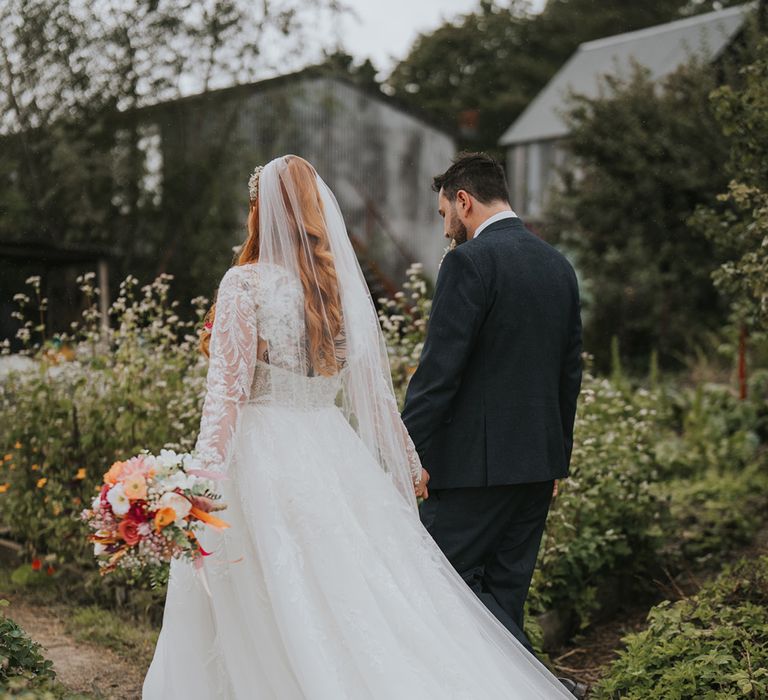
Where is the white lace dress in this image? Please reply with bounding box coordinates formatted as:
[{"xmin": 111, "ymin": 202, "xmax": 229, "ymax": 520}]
[{"xmin": 142, "ymin": 263, "xmax": 571, "ymax": 699}]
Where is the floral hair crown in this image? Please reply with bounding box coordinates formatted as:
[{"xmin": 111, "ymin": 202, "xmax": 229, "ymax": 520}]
[{"xmin": 248, "ymin": 165, "xmax": 264, "ymax": 202}]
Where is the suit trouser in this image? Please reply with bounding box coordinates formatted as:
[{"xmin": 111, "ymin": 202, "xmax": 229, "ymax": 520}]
[{"xmin": 419, "ymin": 480, "xmax": 554, "ymax": 654}]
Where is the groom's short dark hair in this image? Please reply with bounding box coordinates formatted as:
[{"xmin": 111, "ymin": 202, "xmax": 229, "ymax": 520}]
[{"xmin": 433, "ymin": 152, "xmax": 510, "ymax": 205}]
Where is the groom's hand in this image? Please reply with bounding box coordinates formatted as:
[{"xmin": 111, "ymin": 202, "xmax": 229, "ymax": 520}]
[
  {"xmin": 415, "ymin": 468, "xmax": 430, "ymax": 499},
  {"xmin": 552, "ymin": 480, "xmax": 559, "ymax": 498}
]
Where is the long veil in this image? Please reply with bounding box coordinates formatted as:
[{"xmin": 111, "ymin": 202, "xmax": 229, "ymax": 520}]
[{"xmin": 255, "ymin": 155, "xmax": 422, "ymax": 510}]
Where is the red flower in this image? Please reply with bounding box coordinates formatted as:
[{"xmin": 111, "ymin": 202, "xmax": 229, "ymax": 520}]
[
  {"xmin": 31, "ymin": 558, "xmax": 41, "ymax": 571},
  {"xmin": 46, "ymin": 565, "xmax": 55, "ymax": 576},
  {"xmin": 117, "ymin": 518, "xmax": 141, "ymax": 546},
  {"xmin": 127, "ymin": 500, "xmax": 149, "ymax": 522}
]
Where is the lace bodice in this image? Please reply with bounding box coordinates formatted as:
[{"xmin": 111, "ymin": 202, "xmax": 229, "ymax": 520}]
[{"xmin": 193, "ymin": 263, "xmax": 422, "ymax": 484}]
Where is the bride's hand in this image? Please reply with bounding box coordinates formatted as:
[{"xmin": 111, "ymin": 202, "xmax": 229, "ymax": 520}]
[{"xmin": 415, "ymin": 468, "xmax": 430, "ymax": 500}]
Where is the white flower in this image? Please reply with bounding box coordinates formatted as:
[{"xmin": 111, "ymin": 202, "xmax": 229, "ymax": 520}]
[
  {"xmin": 161, "ymin": 471, "xmax": 190, "ymax": 492},
  {"xmin": 157, "ymin": 449, "xmax": 180, "ymax": 468},
  {"xmin": 106, "ymin": 483, "xmax": 130, "ymax": 515},
  {"xmin": 91, "ymin": 494, "xmax": 101, "ymax": 510},
  {"xmin": 138, "ymin": 522, "xmax": 152, "ymax": 536},
  {"xmin": 182, "ymin": 453, "xmax": 203, "ymax": 472},
  {"xmin": 159, "ymin": 491, "xmax": 192, "ymax": 521},
  {"xmin": 94, "ymin": 542, "xmax": 107, "ymax": 556}
]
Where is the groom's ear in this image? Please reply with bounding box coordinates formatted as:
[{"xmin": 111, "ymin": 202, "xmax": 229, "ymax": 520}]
[{"xmin": 455, "ymin": 190, "xmax": 472, "ymax": 216}]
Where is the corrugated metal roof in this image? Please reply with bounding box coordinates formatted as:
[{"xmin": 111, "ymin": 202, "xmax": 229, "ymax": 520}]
[{"xmin": 499, "ymin": 4, "xmax": 753, "ymax": 146}]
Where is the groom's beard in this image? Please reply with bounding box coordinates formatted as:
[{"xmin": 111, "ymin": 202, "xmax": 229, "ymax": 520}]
[{"xmin": 449, "ymin": 219, "xmax": 468, "ymax": 246}]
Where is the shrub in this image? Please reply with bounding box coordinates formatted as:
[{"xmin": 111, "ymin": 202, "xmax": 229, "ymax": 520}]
[
  {"xmin": 0, "ymin": 274, "xmax": 207, "ymax": 568},
  {"xmin": 654, "ymin": 382, "xmax": 761, "ymax": 479},
  {"xmin": 660, "ymin": 463, "xmax": 768, "ymax": 566},
  {"xmin": 529, "ymin": 371, "xmax": 667, "ymax": 623},
  {"xmin": 593, "ymin": 556, "xmax": 768, "ymax": 699},
  {"xmin": 377, "ymin": 262, "xmax": 431, "ymax": 406},
  {"xmin": 0, "ymin": 600, "xmax": 55, "ymax": 689}
]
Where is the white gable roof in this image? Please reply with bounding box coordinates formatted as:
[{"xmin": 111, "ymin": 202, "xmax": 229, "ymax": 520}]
[{"xmin": 499, "ymin": 4, "xmax": 752, "ymax": 146}]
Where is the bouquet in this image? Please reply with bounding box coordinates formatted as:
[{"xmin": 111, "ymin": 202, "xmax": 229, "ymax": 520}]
[{"xmin": 81, "ymin": 449, "xmax": 228, "ymax": 580}]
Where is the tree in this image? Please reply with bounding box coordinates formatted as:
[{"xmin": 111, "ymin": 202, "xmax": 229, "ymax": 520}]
[
  {"xmin": 321, "ymin": 50, "xmax": 380, "ymax": 91},
  {"xmin": 385, "ymin": 0, "xmax": 743, "ymax": 154},
  {"xmin": 0, "ymin": 0, "xmax": 343, "ymax": 303},
  {"xmin": 692, "ymin": 38, "xmax": 768, "ymax": 334},
  {"xmin": 548, "ymin": 60, "xmax": 734, "ymax": 370}
]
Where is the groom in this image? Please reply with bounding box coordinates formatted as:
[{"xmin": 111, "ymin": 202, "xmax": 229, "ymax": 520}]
[{"xmin": 403, "ymin": 153, "xmax": 582, "ymax": 660}]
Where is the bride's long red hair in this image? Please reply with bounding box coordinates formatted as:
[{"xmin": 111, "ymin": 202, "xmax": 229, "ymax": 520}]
[{"xmin": 199, "ymin": 156, "xmax": 343, "ymax": 376}]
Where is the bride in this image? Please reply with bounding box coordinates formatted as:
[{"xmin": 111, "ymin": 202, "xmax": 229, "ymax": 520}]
[{"xmin": 142, "ymin": 155, "xmax": 572, "ymax": 699}]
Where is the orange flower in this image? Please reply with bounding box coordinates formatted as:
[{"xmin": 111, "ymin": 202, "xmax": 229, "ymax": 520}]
[
  {"xmin": 0, "ymin": 483, "xmax": 9, "ymax": 493},
  {"xmin": 36, "ymin": 477, "xmax": 47, "ymax": 488},
  {"xmin": 31, "ymin": 464, "xmax": 40, "ymax": 471},
  {"xmin": 154, "ymin": 506, "xmax": 177, "ymax": 531},
  {"xmin": 123, "ymin": 474, "xmax": 147, "ymax": 501},
  {"xmin": 3, "ymin": 454, "xmax": 12, "ymax": 462},
  {"xmin": 104, "ymin": 461, "xmax": 125, "ymax": 485},
  {"xmin": 14, "ymin": 441, "xmax": 22, "ymax": 449},
  {"xmin": 75, "ymin": 468, "xmax": 87, "ymax": 480},
  {"xmin": 189, "ymin": 505, "xmax": 230, "ymax": 530}
]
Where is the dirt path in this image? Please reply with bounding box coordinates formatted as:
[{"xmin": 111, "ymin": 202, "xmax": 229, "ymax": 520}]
[{"xmin": 2, "ymin": 594, "xmax": 146, "ymax": 700}]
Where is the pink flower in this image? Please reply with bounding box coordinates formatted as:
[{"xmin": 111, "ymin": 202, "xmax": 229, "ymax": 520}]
[{"xmin": 121, "ymin": 455, "xmax": 148, "ymax": 478}]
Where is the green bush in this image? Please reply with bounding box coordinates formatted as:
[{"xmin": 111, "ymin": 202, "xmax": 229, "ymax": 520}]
[
  {"xmin": 593, "ymin": 556, "xmax": 768, "ymax": 699},
  {"xmin": 0, "ymin": 600, "xmax": 54, "ymax": 689},
  {"xmin": 660, "ymin": 463, "xmax": 768, "ymax": 566},
  {"xmin": 529, "ymin": 372, "xmax": 667, "ymax": 623},
  {"xmin": 0, "ymin": 274, "xmax": 207, "ymax": 568},
  {"xmin": 654, "ymin": 382, "xmax": 761, "ymax": 479}
]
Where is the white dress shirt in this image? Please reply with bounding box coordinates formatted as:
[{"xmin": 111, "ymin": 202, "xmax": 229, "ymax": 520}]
[{"xmin": 474, "ymin": 210, "xmax": 518, "ymax": 238}]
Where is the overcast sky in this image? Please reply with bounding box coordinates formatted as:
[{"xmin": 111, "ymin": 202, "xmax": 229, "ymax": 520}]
[{"xmin": 337, "ymin": 0, "xmax": 547, "ymax": 75}]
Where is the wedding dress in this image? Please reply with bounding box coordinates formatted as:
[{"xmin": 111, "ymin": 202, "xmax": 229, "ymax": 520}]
[{"xmin": 142, "ymin": 156, "xmax": 571, "ymax": 699}]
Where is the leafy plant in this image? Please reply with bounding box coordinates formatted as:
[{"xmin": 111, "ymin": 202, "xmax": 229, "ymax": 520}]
[
  {"xmin": 660, "ymin": 464, "xmax": 768, "ymax": 566},
  {"xmin": 692, "ymin": 38, "xmax": 768, "ymax": 335},
  {"xmin": 593, "ymin": 556, "xmax": 768, "ymax": 699},
  {"xmin": 0, "ymin": 273, "xmax": 207, "ymax": 613},
  {"xmin": 0, "ymin": 600, "xmax": 55, "ymax": 688}
]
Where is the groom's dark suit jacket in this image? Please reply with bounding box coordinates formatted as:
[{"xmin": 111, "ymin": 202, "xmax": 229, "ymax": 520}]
[{"xmin": 402, "ymin": 217, "xmax": 582, "ymax": 490}]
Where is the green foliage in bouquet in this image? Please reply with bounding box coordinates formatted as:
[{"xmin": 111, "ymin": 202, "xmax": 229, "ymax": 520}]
[
  {"xmin": 592, "ymin": 556, "xmax": 768, "ymax": 699},
  {"xmin": 0, "ymin": 273, "xmax": 208, "ymax": 568}
]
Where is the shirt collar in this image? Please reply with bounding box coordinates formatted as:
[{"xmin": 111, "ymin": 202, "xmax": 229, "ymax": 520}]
[{"xmin": 474, "ymin": 210, "xmax": 518, "ymax": 238}]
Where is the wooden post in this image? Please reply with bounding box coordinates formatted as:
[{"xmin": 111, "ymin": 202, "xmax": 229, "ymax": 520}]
[{"xmin": 98, "ymin": 257, "xmax": 110, "ymax": 340}]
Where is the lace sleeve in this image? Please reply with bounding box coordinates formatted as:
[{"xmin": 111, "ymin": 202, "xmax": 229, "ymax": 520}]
[
  {"xmin": 402, "ymin": 419, "xmax": 424, "ymax": 485},
  {"xmin": 193, "ymin": 266, "xmax": 258, "ymax": 474},
  {"xmin": 380, "ymin": 373, "xmax": 424, "ymax": 486}
]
